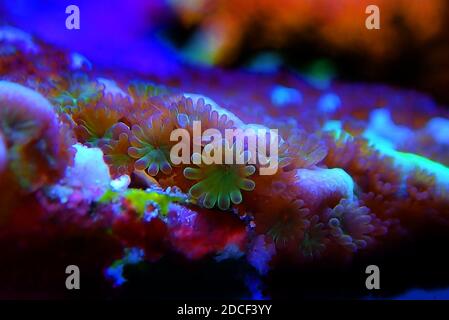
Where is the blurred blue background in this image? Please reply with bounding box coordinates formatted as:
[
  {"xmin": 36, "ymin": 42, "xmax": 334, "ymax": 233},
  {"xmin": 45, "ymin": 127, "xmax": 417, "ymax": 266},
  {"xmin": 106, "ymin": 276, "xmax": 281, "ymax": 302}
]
[{"xmin": 0, "ymin": 0, "xmax": 182, "ymax": 76}]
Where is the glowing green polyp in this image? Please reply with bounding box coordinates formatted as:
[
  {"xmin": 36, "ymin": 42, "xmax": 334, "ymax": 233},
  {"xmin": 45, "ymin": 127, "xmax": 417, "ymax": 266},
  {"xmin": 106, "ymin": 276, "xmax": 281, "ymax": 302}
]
[
  {"xmin": 129, "ymin": 145, "xmax": 171, "ymax": 176},
  {"xmin": 189, "ymin": 181, "xmax": 207, "ymax": 198},
  {"xmin": 128, "ymin": 122, "xmax": 173, "ymax": 176},
  {"xmin": 185, "ymin": 164, "xmax": 255, "ymax": 210}
]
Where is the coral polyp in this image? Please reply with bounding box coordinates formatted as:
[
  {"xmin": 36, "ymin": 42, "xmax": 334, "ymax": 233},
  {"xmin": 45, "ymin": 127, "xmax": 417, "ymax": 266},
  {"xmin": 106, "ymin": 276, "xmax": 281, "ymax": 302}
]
[
  {"xmin": 325, "ymin": 199, "xmax": 376, "ymax": 252},
  {"xmin": 299, "ymin": 214, "xmax": 328, "ymax": 260},
  {"xmin": 267, "ymin": 199, "xmax": 310, "ymax": 247},
  {"xmin": 101, "ymin": 123, "xmax": 135, "ymax": 177},
  {"xmin": 169, "ymin": 96, "xmax": 235, "ymax": 132},
  {"xmin": 184, "ymin": 142, "xmax": 256, "ymax": 210},
  {"xmin": 280, "ymin": 130, "xmax": 328, "ymax": 170},
  {"xmin": 128, "ymin": 116, "xmax": 175, "ymax": 176},
  {"xmin": 127, "ymin": 80, "xmax": 169, "ymax": 104},
  {"xmin": 50, "ymin": 73, "xmax": 104, "ymax": 110},
  {"xmin": 71, "ymin": 103, "xmax": 123, "ymax": 146}
]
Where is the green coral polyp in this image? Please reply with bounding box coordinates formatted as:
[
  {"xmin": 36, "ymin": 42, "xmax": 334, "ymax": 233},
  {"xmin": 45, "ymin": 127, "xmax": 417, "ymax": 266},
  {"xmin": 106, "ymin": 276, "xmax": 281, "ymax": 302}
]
[
  {"xmin": 128, "ymin": 119, "xmax": 174, "ymax": 176},
  {"xmin": 184, "ymin": 158, "xmax": 255, "ymax": 210},
  {"xmin": 129, "ymin": 144, "xmax": 172, "ymax": 176}
]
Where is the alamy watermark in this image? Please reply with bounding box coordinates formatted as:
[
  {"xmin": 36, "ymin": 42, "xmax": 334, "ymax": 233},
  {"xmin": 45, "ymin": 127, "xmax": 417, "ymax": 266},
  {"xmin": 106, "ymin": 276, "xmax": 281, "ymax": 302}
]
[
  {"xmin": 65, "ymin": 264, "xmax": 80, "ymax": 290},
  {"xmin": 365, "ymin": 5, "xmax": 381, "ymax": 30},
  {"xmin": 65, "ymin": 5, "xmax": 80, "ymax": 30},
  {"xmin": 65, "ymin": 4, "xmax": 380, "ymax": 31},
  {"xmin": 365, "ymin": 265, "xmax": 380, "ymax": 290},
  {"xmin": 170, "ymin": 121, "xmax": 279, "ymax": 176}
]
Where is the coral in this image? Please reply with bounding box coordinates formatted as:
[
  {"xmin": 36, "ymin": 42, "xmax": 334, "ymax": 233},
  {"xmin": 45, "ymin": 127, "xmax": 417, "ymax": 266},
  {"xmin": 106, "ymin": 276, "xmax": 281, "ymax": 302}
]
[
  {"xmin": 50, "ymin": 73, "xmax": 104, "ymax": 110},
  {"xmin": 127, "ymin": 80, "xmax": 169, "ymax": 103},
  {"xmin": 169, "ymin": 95, "xmax": 235, "ymax": 133},
  {"xmin": 0, "ymin": 132, "xmax": 6, "ymax": 174},
  {"xmin": 406, "ymin": 169, "xmax": 436, "ymax": 201},
  {"xmin": 280, "ymin": 130, "xmax": 328, "ymax": 171},
  {"xmin": 2, "ymin": 24, "xmax": 449, "ymax": 296},
  {"xmin": 0, "ymin": 81, "xmax": 73, "ymax": 191},
  {"xmin": 71, "ymin": 102, "xmax": 123, "ymax": 146},
  {"xmin": 294, "ymin": 167, "xmax": 355, "ymax": 210},
  {"xmin": 266, "ymin": 199, "xmax": 310, "ymax": 247},
  {"xmin": 323, "ymin": 131, "xmax": 362, "ymax": 169},
  {"xmin": 125, "ymin": 91, "xmax": 176, "ymax": 125},
  {"xmin": 128, "ymin": 115, "xmax": 175, "ymax": 176},
  {"xmin": 99, "ymin": 90, "xmax": 133, "ymax": 117},
  {"xmin": 299, "ymin": 214, "xmax": 329, "ymax": 260},
  {"xmin": 167, "ymin": 0, "xmax": 449, "ymax": 108},
  {"xmin": 167, "ymin": 204, "xmax": 247, "ymax": 259},
  {"xmin": 101, "ymin": 123, "xmax": 135, "ymax": 177},
  {"xmin": 324, "ymin": 199, "xmax": 377, "ymax": 252},
  {"xmin": 184, "ymin": 141, "xmax": 256, "ymax": 210}
]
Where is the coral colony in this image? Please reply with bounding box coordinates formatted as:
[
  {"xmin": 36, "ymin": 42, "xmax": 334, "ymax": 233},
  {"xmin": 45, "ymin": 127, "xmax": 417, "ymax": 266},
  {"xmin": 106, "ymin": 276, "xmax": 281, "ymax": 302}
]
[{"xmin": 1, "ymin": 22, "xmax": 449, "ymax": 298}]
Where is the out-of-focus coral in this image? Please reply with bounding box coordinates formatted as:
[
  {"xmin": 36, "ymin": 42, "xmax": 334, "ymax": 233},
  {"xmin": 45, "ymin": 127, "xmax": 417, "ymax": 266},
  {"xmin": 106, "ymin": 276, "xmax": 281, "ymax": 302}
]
[
  {"xmin": 166, "ymin": 0, "xmax": 449, "ymax": 105},
  {"xmin": 0, "ymin": 81, "xmax": 74, "ymax": 219},
  {"xmin": 167, "ymin": 204, "xmax": 247, "ymax": 259},
  {"xmin": 294, "ymin": 167, "xmax": 355, "ymax": 210},
  {"xmin": 325, "ymin": 199, "xmax": 376, "ymax": 252},
  {"xmin": 266, "ymin": 199, "xmax": 310, "ymax": 248},
  {"xmin": 299, "ymin": 214, "xmax": 329, "ymax": 260},
  {"xmin": 280, "ymin": 130, "xmax": 328, "ymax": 170},
  {"xmin": 101, "ymin": 124, "xmax": 135, "ymax": 178},
  {"xmin": 0, "ymin": 132, "xmax": 7, "ymax": 174},
  {"xmin": 128, "ymin": 116, "xmax": 175, "ymax": 177},
  {"xmin": 168, "ymin": 0, "xmax": 447, "ymax": 64},
  {"xmin": 50, "ymin": 73, "xmax": 104, "ymax": 111}
]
